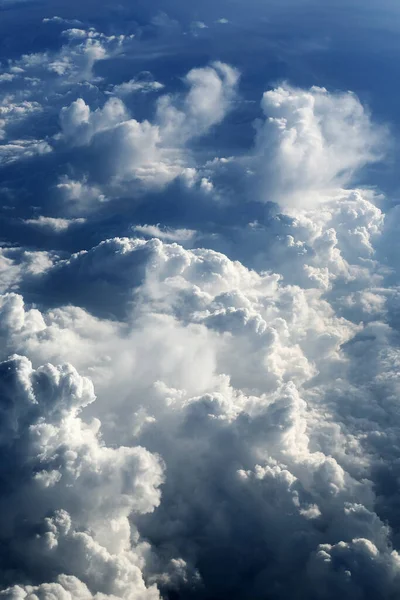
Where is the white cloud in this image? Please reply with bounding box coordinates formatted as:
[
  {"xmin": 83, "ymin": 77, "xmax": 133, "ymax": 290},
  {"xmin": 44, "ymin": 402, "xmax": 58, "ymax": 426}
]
[
  {"xmin": 156, "ymin": 61, "xmax": 239, "ymax": 144},
  {"xmin": 133, "ymin": 224, "xmax": 196, "ymax": 243},
  {"xmin": 110, "ymin": 78, "xmax": 164, "ymax": 96},
  {"xmin": 191, "ymin": 21, "xmax": 208, "ymax": 29},
  {"xmin": 43, "ymin": 16, "xmax": 83, "ymax": 26},
  {"xmin": 0, "ymin": 138, "xmax": 52, "ymax": 164},
  {"xmin": 0, "ymin": 97, "xmax": 49, "ymax": 159},
  {"xmin": 0, "ymin": 248, "xmax": 53, "ymax": 292},
  {"xmin": 252, "ymin": 84, "xmax": 387, "ymax": 210},
  {"xmin": 24, "ymin": 216, "xmax": 86, "ymax": 232},
  {"xmin": 0, "ymin": 74, "xmax": 15, "ymax": 83},
  {"xmin": 3, "ymin": 26, "xmax": 134, "ymax": 86},
  {"xmin": 0, "ymin": 352, "xmax": 164, "ymax": 599},
  {"xmin": 1, "ymin": 15, "xmax": 400, "ymax": 600},
  {"xmin": 0, "ymin": 200, "xmax": 399, "ymax": 597},
  {"xmin": 59, "ymin": 96, "xmax": 129, "ymax": 146},
  {"xmin": 56, "ymin": 177, "xmax": 107, "ymax": 213},
  {"xmin": 190, "ymin": 21, "xmax": 208, "ymax": 36},
  {"xmin": 57, "ymin": 62, "xmax": 239, "ymax": 194}
]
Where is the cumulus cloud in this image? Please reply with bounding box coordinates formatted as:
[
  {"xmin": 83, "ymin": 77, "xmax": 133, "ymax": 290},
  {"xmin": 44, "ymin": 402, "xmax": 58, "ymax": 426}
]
[
  {"xmin": 0, "ymin": 353, "xmax": 164, "ymax": 598},
  {"xmin": 59, "ymin": 96, "xmax": 129, "ymax": 146},
  {"xmin": 14, "ymin": 27, "xmax": 134, "ymax": 83},
  {"xmin": 56, "ymin": 61, "xmax": 239, "ymax": 196},
  {"xmin": 1, "ymin": 7, "xmax": 400, "ymax": 600},
  {"xmin": 252, "ymin": 84, "xmax": 387, "ymax": 209},
  {"xmin": 1, "ymin": 214, "xmax": 398, "ymax": 598},
  {"xmin": 55, "ymin": 178, "xmax": 107, "ymax": 213},
  {"xmin": 0, "ymin": 247, "xmax": 53, "ymax": 293},
  {"xmin": 8, "ymin": 184, "xmax": 399, "ymax": 597},
  {"xmin": 156, "ymin": 61, "xmax": 239, "ymax": 144},
  {"xmin": 0, "ymin": 25, "xmax": 136, "ymax": 167},
  {"xmin": 1, "ymin": 201, "xmax": 400, "ymax": 599}
]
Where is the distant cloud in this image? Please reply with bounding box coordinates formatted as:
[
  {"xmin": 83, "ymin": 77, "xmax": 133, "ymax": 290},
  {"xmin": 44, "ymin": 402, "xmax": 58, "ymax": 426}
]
[
  {"xmin": 191, "ymin": 21, "xmax": 208, "ymax": 29},
  {"xmin": 190, "ymin": 21, "xmax": 208, "ymax": 35},
  {"xmin": 0, "ymin": 138, "xmax": 52, "ymax": 164},
  {"xmin": 43, "ymin": 15, "xmax": 83, "ymax": 26},
  {"xmin": 24, "ymin": 215, "xmax": 86, "ymax": 232},
  {"xmin": 133, "ymin": 224, "xmax": 196, "ymax": 242},
  {"xmin": 110, "ymin": 78, "xmax": 164, "ymax": 96}
]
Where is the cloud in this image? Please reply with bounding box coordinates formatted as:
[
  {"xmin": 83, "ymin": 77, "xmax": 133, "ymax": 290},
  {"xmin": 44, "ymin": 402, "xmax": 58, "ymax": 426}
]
[
  {"xmin": 0, "ymin": 25, "xmax": 136, "ymax": 168},
  {"xmin": 110, "ymin": 78, "xmax": 164, "ymax": 97},
  {"xmin": 0, "ymin": 97, "xmax": 51, "ymax": 163},
  {"xmin": 23, "ymin": 216, "xmax": 86, "ymax": 232},
  {"xmin": 55, "ymin": 178, "xmax": 107, "ymax": 213},
  {"xmin": 43, "ymin": 15, "xmax": 83, "ymax": 26},
  {"xmin": 3, "ymin": 27, "xmax": 133, "ymax": 85},
  {"xmin": 59, "ymin": 97, "xmax": 129, "ymax": 146},
  {"xmin": 133, "ymin": 224, "xmax": 196, "ymax": 243},
  {"xmin": 0, "ymin": 353, "xmax": 163, "ymax": 597},
  {"xmin": 251, "ymin": 84, "xmax": 387, "ymax": 210},
  {"xmin": 56, "ymin": 61, "xmax": 239, "ymax": 196},
  {"xmin": 0, "ymin": 196, "xmax": 399, "ymax": 599},
  {"xmin": 156, "ymin": 61, "xmax": 239, "ymax": 144},
  {"xmin": 0, "ymin": 138, "xmax": 52, "ymax": 164},
  {"xmin": 0, "ymin": 247, "xmax": 53, "ymax": 293},
  {"xmin": 1, "ymin": 7, "xmax": 400, "ymax": 600},
  {"xmin": 0, "ymin": 99, "xmax": 43, "ymax": 140},
  {"xmin": 190, "ymin": 21, "xmax": 208, "ymax": 36},
  {"xmin": 1, "ymin": 186, "xmax": 396, "ymax": 597}
]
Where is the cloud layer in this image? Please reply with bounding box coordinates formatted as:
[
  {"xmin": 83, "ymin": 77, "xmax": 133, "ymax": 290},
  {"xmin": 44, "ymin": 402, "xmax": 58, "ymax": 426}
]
[{"xmin": 0, "ymin": 3, "xmax": 399, "ymax": 600}]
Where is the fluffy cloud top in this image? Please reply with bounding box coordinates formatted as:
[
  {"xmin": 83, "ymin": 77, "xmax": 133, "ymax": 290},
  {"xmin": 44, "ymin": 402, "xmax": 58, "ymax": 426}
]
[
  {"xmin": 57, "ymin": 62, "xmax": 238, "ymax": 192},
  {"xmin": 252, "ymin": 84, "xmax": 387, "ymax": 209},
  {"xmin": 0, "ymin": 354, "xmax": 163, "ymax": 599}
]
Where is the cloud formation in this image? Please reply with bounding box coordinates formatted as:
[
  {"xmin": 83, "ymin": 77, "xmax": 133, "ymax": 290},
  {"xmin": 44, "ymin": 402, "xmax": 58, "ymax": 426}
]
[
  {"xmin": 0, "ymin": 4, "xmax": 400, "ymax": 600},
  {"xmin": 57, "ymin": 61, "xmax": 239, "ymax": 196},
  {"xmin": 253, "ymin": 84, "xmax": 386, "ymax": 209},
  {"xmin": 0, "ymin": 354, "xmax": 164, "ymax": 599}
]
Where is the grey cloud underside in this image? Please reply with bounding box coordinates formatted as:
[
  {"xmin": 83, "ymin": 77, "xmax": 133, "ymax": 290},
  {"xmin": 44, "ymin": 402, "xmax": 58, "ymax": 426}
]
[{"xmin": 1, "ymin": 3, "xmax": 400, "ymax": 600}]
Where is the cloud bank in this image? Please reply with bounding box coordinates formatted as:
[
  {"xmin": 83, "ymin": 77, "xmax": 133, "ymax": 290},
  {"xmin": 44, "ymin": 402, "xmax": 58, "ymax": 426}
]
[{"xmin": 0, "ymin": 3, "xmax": 399, "ymax": 600}]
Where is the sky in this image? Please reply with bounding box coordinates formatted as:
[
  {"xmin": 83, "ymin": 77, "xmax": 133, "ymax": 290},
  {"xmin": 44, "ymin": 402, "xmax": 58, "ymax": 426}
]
[{"xmin": 1, "ymin": 1, "xmax": 400, "ymax": 599}]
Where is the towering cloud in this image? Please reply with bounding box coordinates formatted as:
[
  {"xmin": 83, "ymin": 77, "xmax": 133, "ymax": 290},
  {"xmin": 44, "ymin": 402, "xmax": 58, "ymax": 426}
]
[
  {"xmin": 244, "ymin": 84, "xmax": 386, "ymax": 210},
  {"xmin": 0, "ymin": 354, "xmax": 164, "ymax": 599}
]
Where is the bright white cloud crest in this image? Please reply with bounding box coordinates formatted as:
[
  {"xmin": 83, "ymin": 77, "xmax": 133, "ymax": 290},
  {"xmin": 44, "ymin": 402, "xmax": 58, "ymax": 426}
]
[
  {"xmin": 0, "ymin": 9, "xmax": 399, "ymax": 600},
  {"xmin": 253, "ymin": 84, "xmax": 386, "ymax": 209}
]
